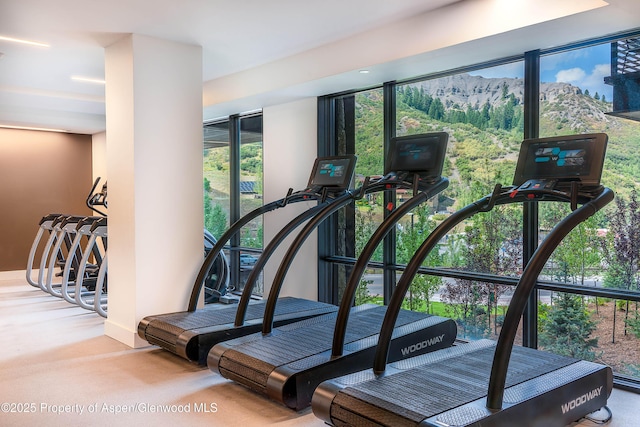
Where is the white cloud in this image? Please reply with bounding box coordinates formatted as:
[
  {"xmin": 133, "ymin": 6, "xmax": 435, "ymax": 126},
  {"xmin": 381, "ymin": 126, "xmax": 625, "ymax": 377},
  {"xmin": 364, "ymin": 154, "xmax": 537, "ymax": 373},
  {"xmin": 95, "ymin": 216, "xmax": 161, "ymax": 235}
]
[
  {"xmin": 592, "ymin": 63, "xmax": 610, "ymax": 76},
  {"xmin": 583, "ymin": 64, "xmax": 610, "ymax": 91},
  {"xmin": 554, "ymin": 64, "xmax": 612, "ymax": 99},
  {"xmin": 555, "ymin": 67, "xmax": 587, "ymax": 83}
]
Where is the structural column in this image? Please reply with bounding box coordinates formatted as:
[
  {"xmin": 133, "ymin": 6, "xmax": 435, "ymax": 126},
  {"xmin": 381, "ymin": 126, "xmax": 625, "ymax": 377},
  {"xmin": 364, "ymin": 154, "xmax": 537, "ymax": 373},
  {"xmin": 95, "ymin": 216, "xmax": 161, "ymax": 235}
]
[{"xmin": 104, "ymin": 34, "xmax": 203, "ymax": 347}]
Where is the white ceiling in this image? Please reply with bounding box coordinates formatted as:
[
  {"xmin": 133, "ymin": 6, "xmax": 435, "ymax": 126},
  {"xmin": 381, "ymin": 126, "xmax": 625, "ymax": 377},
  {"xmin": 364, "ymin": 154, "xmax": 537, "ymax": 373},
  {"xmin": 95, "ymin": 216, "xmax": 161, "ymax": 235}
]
[{"xmin": 1, "ymin": 0, "xmax": 640, "ymax": 134}]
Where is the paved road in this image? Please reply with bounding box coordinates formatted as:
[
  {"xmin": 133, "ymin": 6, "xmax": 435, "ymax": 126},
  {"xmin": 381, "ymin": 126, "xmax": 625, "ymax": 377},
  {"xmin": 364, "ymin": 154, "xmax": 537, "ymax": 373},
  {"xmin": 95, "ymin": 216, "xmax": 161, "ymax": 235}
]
[{"xmin": 363, "ymin": 273, "xmax": 602, "ymax": 305}]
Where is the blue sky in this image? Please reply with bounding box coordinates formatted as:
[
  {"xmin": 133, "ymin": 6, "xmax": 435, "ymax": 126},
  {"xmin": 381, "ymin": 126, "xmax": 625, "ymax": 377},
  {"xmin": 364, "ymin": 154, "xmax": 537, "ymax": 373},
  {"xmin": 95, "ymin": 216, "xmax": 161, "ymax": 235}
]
[
  {"xmin": 470, "ymin": 43, "xmax": 614, "ymax": 101},
  {"xmin": 540, "ymin": 43, "xmax": 613, "ymax": 101}
]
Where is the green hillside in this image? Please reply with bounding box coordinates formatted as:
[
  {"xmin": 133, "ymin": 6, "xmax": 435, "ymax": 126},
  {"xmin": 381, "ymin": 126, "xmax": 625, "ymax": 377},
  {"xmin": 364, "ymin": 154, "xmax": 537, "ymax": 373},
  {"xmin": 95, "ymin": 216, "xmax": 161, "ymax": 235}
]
[{"xmin": 354, "ymin": 75, "xmax": 640, "ymax": 209}]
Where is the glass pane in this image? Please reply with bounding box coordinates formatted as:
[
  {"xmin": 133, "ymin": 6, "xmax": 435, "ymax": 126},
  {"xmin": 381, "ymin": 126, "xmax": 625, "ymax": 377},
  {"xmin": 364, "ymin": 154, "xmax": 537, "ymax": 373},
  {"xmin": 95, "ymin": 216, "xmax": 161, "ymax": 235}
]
[
  {"xmin": 438, "ymin": 277, "xmax": 513, "ymax": 341},
  {"xmin": 395, "ymin": 62, "xmax": 525, "ymax": 320},
  {"xmin": 203, "ymin": 116, "xmax": 264, "ymax": 299},
  {"xmin": 354, "ymin": 89, "xmax": 385, "ymax": 261},
  {"xmin": 539, "ymin": 201, "xmax": 605, "ymax": 286},
  {"xmin": 203, "ymin": 121, "xmax": 230, "ymax": 238},
  {"xmin": 333, "ymin": 90, "xmax": 384, "ymax": 304},
  {"xmin": 359, "ymin": 267, "xmax": 384, "ymax": 306},
  {"xmin": 238, "ymin": 115, "xmax": 264, "ymax": 296},
  {"xmin": 540, "ymin": 43, "xmax": 640, "ymax": 296},
  {"xmin": 203, "ymin": 121, "xmax": 231, "ymax": 303},
  {"xmin": 539, "ymin": 294, "xmax": 640, "ymax": 375},
  {"xmin": 540, "ymin": 40, "xmax": 640, "ymax": 381},
  {"xmin": 239, "ymin": 115, "xmax": 263, "ymax": 249}
]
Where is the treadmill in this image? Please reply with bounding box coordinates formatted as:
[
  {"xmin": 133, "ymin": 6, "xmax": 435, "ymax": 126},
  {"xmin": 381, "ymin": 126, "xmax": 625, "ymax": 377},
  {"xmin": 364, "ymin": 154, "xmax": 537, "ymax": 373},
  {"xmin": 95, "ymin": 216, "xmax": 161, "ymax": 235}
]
[
  {"xmin": 208, "ymin": 132, "xmax": 457, "ymax": 411},
  {"xmin": 312, "ymin": 133, "xmax": 614, "ymax": 427},
  {"xmin": 138, "ymin": 156, "xmax": 357, "ymax": 364}
]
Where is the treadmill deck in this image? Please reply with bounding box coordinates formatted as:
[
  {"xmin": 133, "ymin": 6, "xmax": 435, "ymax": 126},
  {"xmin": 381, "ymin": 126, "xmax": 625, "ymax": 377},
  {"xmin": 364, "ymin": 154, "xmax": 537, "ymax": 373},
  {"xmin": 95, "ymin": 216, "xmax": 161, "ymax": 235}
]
[
  {"xmin": 210, "ymin": 304, "xmax": 457, "ymax": 409},
  {"xmin": 319, "ymin": 340, "xmax": 612, "ymax": 427},
  {"xmin": 138, "ymin": 296, "xmax": 337, "ymax": 363}
]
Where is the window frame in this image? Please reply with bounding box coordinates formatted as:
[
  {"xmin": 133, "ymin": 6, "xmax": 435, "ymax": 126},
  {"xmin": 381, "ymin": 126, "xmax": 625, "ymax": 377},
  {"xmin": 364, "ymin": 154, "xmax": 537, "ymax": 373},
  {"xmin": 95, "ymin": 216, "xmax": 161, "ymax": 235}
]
[{"xmin": 203, "ymin": 111, "xmax": 264, "ymax": 296}]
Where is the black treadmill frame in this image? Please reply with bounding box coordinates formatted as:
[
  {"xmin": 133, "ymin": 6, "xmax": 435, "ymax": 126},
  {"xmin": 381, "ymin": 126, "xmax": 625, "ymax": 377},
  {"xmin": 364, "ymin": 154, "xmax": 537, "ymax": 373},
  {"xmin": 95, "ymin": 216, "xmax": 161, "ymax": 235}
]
[{"xmin": 313, "ymin": 184, "xmax": 614, "ymax": 426}]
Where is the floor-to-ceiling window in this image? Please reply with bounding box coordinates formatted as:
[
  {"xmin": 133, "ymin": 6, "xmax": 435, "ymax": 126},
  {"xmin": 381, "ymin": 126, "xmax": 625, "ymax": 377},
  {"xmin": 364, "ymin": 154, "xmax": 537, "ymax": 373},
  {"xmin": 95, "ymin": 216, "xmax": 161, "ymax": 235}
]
[
  {"xmin": 203, "ymin": 113, "xmax": 264, "ymax": 298},
  {"xmin": 394, "ymin": 64, "xmax": 525, "ymax": 339},
  {"xmin": 319, "ymin": 30, "xmax": 640, "ymax": 391},
  {"xmin": 537, "ymin": 38, "xmax": 640, "ymax": 385},
  {"xmin": 327, "ymin": 90, "xmax": 385, "ymax": 304}
]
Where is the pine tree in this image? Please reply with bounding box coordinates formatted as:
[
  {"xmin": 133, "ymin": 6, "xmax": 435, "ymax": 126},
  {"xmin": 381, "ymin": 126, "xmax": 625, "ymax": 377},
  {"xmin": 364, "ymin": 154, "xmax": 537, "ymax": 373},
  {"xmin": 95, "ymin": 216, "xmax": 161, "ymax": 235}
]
[
  {"xmin": 204, "ymin": 189, "xmax": 227, "ymax": 240},
  {"xmin": 602, "ymin": 192, "xmax": 640, "ymax": 293},
  {"xmin": 397, "ymin": 205, "xmax": 442, "ymax": 313},
  {"xmin": 428, "ymin": 98, "xmax": 445, "ymax": 120},
  {"xmin": 539, "ymin": 293, "xmax": 598, "ymax": 361},
  {"xmin": 602, "ymin": 191, "xmax": 640, "ymax": 340}
]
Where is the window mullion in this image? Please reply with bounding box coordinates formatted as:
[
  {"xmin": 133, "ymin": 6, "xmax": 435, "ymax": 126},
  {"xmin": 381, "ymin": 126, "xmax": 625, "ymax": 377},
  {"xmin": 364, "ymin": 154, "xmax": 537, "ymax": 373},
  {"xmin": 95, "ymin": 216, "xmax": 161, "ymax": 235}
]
[
  {"xmin": 522, "ymin": 50, "xmax": 540, "ymax": 348},
  {"xmin": 382, "ymin": 82, "xmax": 397, "ymax": 304}
]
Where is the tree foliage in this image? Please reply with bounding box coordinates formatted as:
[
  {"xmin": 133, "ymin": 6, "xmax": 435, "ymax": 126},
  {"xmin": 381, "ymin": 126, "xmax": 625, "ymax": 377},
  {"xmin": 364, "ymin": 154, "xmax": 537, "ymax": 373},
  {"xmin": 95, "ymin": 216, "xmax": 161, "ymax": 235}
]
[
  {"xmin": 541, "ymin": 203, "xmax": 604, "ymax": 285},
  {"xmin": 441, "ymin": 205, "xmax": 521, "ymax": 338},
  {"xmin": 397, "ymin": 204, "xmax": 442, "ymax": 313},
  {"xmin": 204, "ymin": 180, "xmax": 227, "ymax": 239},
  {"xmin": 602, "ymin": 191, "xmax": 640, "ymax": 292},
  {"xmin": 539, "ymin": 293, "xmax": 599, "ymax": 361},
  {"xmin": 396, "ymin": 84, "xmax": 523, "ymax": 133}
]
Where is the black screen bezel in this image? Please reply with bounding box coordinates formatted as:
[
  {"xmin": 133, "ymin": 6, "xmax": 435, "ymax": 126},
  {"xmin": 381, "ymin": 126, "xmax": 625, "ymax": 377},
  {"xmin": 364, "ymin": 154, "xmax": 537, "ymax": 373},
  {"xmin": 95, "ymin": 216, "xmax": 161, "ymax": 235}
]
[
  {"xmin": 385, "ymin": 132, "xmax": 449, "ymax": 177},
  {"xmin": 512, "ymin": 133, "xmax": 608, "ymax": 187},
  {"xmin": 308, "ymin": 155, "xmax": 357, "ymax": 190}
]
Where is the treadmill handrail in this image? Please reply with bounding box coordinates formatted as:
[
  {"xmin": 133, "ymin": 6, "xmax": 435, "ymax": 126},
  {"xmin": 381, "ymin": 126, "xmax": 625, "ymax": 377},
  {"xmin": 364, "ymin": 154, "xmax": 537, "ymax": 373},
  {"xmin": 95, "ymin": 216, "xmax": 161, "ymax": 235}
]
[
  {"xmin": 330, "ymin": 177, "xmax": 449, "ymax": 356},
  {"xmin": 371, "ymin": 193, "xmax": 494, "ymax": 374},
  {"xmin": 259, "ymin": 189, "xmax": 365, "ymax": 334},
  {"xmin": 188, "ymin": 188, "xmax": 327, "ymax": 311},
  {"xmin": 371, "ymin": 185, "xmax": 607, "ymax": 374},
  {"xmin": 234, "ymin": 201, "xmax": 334, "ymax": 326},
  {"xmin": 486, "ymin": 187, "xmax": 613, "ymax": 410}
]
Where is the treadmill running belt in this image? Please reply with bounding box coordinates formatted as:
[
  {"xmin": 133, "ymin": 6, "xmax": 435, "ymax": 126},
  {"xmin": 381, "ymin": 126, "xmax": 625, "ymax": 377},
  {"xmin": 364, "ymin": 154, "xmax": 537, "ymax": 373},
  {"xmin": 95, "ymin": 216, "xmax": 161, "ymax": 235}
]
[
  {"xmin": 141, "ymin": 297, "xmax": 332, "ymax": 355},
  {"xmin": 217, "ymin": 306, "xmax": 433, "ymax": 390},
  {"xmin": 331, "ymin": 341, "xmax": 577, "ymax": 426}
]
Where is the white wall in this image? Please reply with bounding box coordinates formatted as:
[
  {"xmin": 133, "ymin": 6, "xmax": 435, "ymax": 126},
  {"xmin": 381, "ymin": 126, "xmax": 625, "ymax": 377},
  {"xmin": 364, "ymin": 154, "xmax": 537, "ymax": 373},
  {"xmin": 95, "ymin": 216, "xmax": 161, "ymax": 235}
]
[{"xmin": 262, "ymin": 97, "xmax": 319, "ymax": 301}]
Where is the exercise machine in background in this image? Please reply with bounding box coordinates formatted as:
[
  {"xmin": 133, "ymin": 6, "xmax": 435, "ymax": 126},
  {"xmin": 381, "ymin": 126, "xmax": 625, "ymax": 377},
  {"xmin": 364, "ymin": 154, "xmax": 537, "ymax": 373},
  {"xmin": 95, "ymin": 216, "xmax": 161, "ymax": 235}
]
[
  {"xmin": 25, "ymin": 178, "xmax": 250, "ymax": 319},
  {"xmin": 25, "ymin": 178, "xmax": 109, "ymax": 316}
]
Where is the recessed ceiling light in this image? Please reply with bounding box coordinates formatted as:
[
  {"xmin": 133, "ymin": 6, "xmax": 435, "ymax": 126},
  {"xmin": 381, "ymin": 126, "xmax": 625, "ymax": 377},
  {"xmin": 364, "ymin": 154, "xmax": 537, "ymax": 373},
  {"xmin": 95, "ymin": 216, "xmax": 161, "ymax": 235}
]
[
  {"xmin": 71, "ymin": 76, "xmax": 106, "ymax": 85},
  {"xmin": 0, "ymin": 35, "xmax": 50, "ymax": 48},
  {"xmin": 359, "ymin": 70, "xmax": 370, "ymax": 74},
  {"xmin": 0, "ymin": 124, "xmax": 67, "ymax": 133}
]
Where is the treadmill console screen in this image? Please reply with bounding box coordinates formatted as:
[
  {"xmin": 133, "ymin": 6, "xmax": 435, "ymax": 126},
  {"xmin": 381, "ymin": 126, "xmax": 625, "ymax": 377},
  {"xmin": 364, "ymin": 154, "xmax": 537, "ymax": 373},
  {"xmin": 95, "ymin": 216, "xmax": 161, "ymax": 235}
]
[
  {"xmin": 308, "ymin": 155, "xmax": 357, "ymax": 190},
  {"xmin": 385, "ymin": 132, "xmax": 448, "ymax": 177},
  {"xmin": 513, "ymin": 133, "xmax": 608, "ymax": 188}
]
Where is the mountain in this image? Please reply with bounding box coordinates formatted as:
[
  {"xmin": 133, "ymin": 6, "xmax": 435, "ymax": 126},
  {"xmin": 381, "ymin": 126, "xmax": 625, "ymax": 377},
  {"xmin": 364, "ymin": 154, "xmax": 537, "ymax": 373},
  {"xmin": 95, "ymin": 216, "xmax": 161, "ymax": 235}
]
[{"xmin": 355, "ymin": 73, "xmax": 640, "ymax": 199}]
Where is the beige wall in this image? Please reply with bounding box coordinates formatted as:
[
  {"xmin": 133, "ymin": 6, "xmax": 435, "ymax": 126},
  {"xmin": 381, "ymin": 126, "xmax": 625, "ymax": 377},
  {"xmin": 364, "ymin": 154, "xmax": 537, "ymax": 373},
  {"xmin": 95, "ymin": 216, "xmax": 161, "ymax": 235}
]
[{"xmin": 0, "ymin": 128, "xmax": 93, "ymax": 271}]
